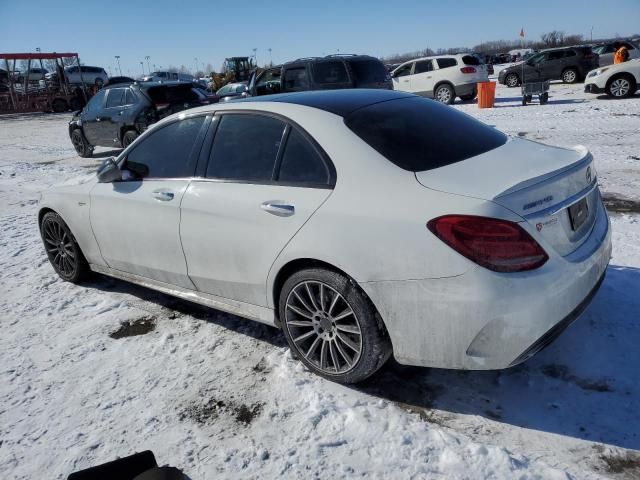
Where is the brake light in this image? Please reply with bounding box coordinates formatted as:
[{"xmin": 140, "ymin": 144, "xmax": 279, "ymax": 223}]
[
  {"xmin": 427, "ymin": 215, "xmax": 548, "ymax": 272},
  {"xmin": 460, "ymin": 67, "xmax": 476, "ymax": 74}
]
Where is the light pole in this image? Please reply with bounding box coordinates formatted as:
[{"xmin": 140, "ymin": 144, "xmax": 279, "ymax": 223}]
[
  {"xmin": 268, "ymin": 48, "xmax": 272, "ymax": 66},
  {"xmin": 140, "ymin": 61, "xmax": 144, "ymax": 76},
  {"xmin": 145, "ymin": 56, "xmax": 151, "ymax": 73},
  {"xmin": 590, "ymin": 26, "xmax": 594, "ymax": 42},
  {"xmin": 194, "ymin": 57, "xmax": 198, "ymax": 76},
  {"xmin": 252, "ymin": 48, "xmax": 257, "ymax": 67},
  {"xmin": 114, "ymin": 55, "xmax": 122, "ymax": 76}
]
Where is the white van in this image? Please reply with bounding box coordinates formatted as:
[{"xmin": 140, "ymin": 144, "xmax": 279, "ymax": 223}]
[
  {"xmin": 391, "ymin": 54, "xmax": 488, "ymax": 104},
  {"xmin": 140, "ymin": 71, "xmax": 194, "ymax": 83}
]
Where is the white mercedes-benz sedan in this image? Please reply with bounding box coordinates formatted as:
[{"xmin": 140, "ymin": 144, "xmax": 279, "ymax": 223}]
[{"xmin": 39, "ymin": 89, "xmax": 611, "ymax": 384}]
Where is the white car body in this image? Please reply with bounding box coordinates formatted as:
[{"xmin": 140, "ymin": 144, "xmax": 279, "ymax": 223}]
[
  {"xmin": 584, "ymin": 59, "xmax": 640, "ymax": 97},
  {"xmin": 45, "ymin": 66, "xmax": 109, "ymax": 86},
  {"xmin": 140, "ymin": 71, "xmax": 195, "ymax": 83},
  {"xmin": 391, "ymin": 54, "xmax": 489, "ymax": 102},
  {"xmin": 593, "ymin": 41, "xmax": 640, "ymax": 67},
  {"xmin": 39, "ymin": 90, "xmax": 611, "ymax": 372}
]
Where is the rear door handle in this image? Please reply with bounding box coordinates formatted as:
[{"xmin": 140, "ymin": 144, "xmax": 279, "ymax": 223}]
[
  {"xmin": 261, "ymin": 201, "xmax": 294, "ymax": 217},
  {"xmin": 152, "ymin": 190, "xmax": 174, "ymax": 201}
]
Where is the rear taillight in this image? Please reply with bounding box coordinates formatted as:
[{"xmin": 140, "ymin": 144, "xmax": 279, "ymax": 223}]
[
  {"xmin": 427, "ymin": 215, "xmax": 548, "ymax": 273},
  {"xmin": 460, "ymin": 67, "xmax": 476, "ymax": 74}
]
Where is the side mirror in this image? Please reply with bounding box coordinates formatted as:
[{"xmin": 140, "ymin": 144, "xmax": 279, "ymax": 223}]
[{"xmin": 97, "ymin": 157, "xmax": 122, "ymax": 183}]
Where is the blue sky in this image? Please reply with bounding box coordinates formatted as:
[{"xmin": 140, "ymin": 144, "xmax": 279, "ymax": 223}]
[{"xmin": 1, "ymin": 0, "xmax": 639, "ymax": 77}]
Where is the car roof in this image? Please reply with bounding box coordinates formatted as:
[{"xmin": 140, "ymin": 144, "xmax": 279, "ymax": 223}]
[{"xmin": 282, "ymin": 54, "xmax": 380, "ymax": 67}]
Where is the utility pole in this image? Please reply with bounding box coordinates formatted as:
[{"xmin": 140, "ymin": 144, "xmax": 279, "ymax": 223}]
[
  {"xmin": 140, "ymin": 61, "xmax": 144, "ymax": 76},
  {"xmin": 145, "ymin": 56, "xmax": 151, "ymax": 73},
  {"xmin": 252, "ymin": 48, "xmax": 258, "ymax": 67},
  {"xmin": 114, "ymin": 55, "xmax": 122, "ymax": 76},
  {"xmin": 268, "ymin": 48, "xmax": 272, "ymax": 66},
  {"xmin": 194, "ymin": 57, "xmax": 198, "ymax": 76},
  {"xmin": 590, "ymin": 26, "xmax": 594, "ymax": 42}
]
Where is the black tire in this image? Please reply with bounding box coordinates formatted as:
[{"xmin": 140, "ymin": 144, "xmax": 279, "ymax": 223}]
[
  {"xmin": 540, "ymin": 92, "xmax": 549, "ymax": 104},
  {"xmin": 434, "ymin": 83, "xmax": 455, "ymax": 105},
  {"xmin": 122, "ymin": 130, "xmax": 139, "ymax": 148},
  {"xmin": 562, "ymin": 68, "xmax": 578, "ymax": 84},
  {"xmin": 606, "ymin": 74, "xmax": 636, "ymax": 98},
  {"xmin": 70, "ymin": 129, "xmax": 93, "ymax": 158},
  {"xmin": 505, "ymin": 73, "xmax": 520, "ymax": 87},
  {"xmin": 522, "ymin": 96, "xmax": 527, "ymax": 106},
  {"xmin": 51, "ymin": 98, "xmax": 68, "ymax": 113},
  {"xmin": 40, "ymin": 211, "xmax": 89, "ymax": 283},
  {"xmin": 279, "ymin": 268, "xmax": 392, "ymax": 384}
]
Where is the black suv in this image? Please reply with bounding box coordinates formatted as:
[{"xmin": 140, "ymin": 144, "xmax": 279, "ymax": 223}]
[
  {"xmin": 247, "ymin": 54, "xmax": 391, "ymax": 97},
  {"xmin": 498, "ymin": 46, "xmax": 598, "ymax": 86},
  {"xmin": 69, "ymin": 82, "xmax": 206, "ymax": 157}
]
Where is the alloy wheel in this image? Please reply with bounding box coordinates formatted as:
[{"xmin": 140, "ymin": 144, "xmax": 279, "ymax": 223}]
[
  {"xmin": 610, "ymin": 78, "xmax": 630, "ymax": 97},
  {"xmin": 506, "ymin": 74, "xmax": 519, "ymax": 87},
  {"xmin": 42, "ymin": 217, "xmax": 78, "ymax": 278},
  {"xmin": 71, "ymin": 131, "xmax": 85, "ymax": 155},
  {"xmin": 435, "ymin": 86, "xmax": 452, "ymax": 103},
  {"xmin": 563, "ymin": 70, "xmax": 577, "ymax": 83},
  {"xmin": 284, "ymin": 280, "xmax": 362, "ymax": 374}
]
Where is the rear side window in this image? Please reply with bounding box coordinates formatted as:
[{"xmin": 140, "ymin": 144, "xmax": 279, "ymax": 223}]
[
  {"xmin": 565, "ymin": 50, "xmax": 576, "ymax": 57},
  {"xmin": 414, "ymin": 60, "xmax": 433, "ymax": 74},
  {"xmin": 283, "ymin": 67, "xmax": 309, "ymax": 91},
  {"xmin": 147, "ymin": 85, "xmax": 197, "ymax": 104},
  {"xmin": 347, "ymin": 59, "xmax": 388, "ymax": 84},
  {"xmin": 125, "ymin": 89, "xmax": 138, "ymax": 105},
  {"xmin": 207, "ymin": 114, "xmax": 286, "ymax": 182},
  {"xmin": 125, "ymin": 116, "xmax": 205, "ymax": 178},
  {"xmin": 344, "ymin": 97, "xmax": 507, "ymax": 172},
  {"xmin": 436, "ymin": 58, "xmax": 457, "ymax": 69},
  {"xmin": 313, "ymin": 61, "xmax": 349, "ymax": 84},
  {"xmin": 547, "ymin": 50, "xmax": 565, "ymax": 60},
  {"xmin": 278, "ymin": 130, "xmax": 330, "ymax": 185},
  {"xmin": 462, "ymin": 55, "xmax": 481, "ymax": 66}
]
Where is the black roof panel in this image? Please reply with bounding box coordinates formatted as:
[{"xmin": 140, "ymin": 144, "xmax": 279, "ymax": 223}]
[{"xmin": 241, "ymin": 89, "xmax": 415, "ymax": 117}]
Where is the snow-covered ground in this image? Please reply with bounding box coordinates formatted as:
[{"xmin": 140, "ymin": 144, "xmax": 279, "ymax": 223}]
[{"xmin": 1, "ymin": 83, "xmax": 639, "ymax": 479}]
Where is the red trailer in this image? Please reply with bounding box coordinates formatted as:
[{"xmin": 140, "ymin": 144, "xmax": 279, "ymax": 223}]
[{"xmin": 0, "ymin": 52, "xmax": 89, "ymax": 114}]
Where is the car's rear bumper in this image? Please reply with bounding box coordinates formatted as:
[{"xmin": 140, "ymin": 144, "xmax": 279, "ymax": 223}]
[
  {"xmin": 454, "ymin": 82, "xmax": 478, "ymax": 97},
  {"xmin": 360, "ymin": 200, "xmax": 612, "ymax": 370}
]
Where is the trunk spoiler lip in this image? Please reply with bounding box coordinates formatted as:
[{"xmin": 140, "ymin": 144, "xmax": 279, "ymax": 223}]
[{"xmin": 494, "ymin": 144, "xmax": 592, "ymax": 198}]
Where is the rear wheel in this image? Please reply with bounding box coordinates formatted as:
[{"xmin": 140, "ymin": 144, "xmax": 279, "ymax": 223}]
[
  {"xmin": 40, "ymin": 212, "xmax": 88, "ymax": 283},
  {"xmin": 279, "ymin": 268, "xmax": 391, "ymax": 384},
  {"xmin": 562, "ymin": 68, "xmax": 578, "ymax": 84},
  {"xmin": 505, "ymin": 73, "xmax": 520, "ymax": 87},
  {"xmin": 434, "ymin": 84, "xmax": 455, "ymax": 104},
  {"xmin": 606, "ymin": 74, "xmax": 636, "ymax": 98},
  {"xmin": 122, "ymin": 130, "xmax": 139, "ymax": 148},
  {"xmin": 71, "ymin": 129, "xmax": 93, "ymax": 158},
  {"xmin": 540, "ymin": 92, "xmax": 549, "ymax": 104}
]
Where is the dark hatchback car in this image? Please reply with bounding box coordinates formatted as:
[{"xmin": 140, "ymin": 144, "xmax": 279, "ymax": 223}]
[
  {"xmin": 69, "ymin": 82, "xmax": 208, "ymax": 157},
  {"xmin": 498, "ymin": 46, "xmax": 598, "ymax": 86},
  {"xmin": 247, "ymin": 54, "xmax": 392, "ymax": 97}
]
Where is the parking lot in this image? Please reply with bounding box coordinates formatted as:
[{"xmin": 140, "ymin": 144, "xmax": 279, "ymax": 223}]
[{"xmin": 1, "ymin": 82, "xmax": 639, "ymax": 479}]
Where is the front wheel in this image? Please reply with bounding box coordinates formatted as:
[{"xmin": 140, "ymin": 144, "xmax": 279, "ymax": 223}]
[
  {"xmin": 71, "ymin": 129, "xmax": 93, "ymax": 158},
  {"xmin": 562, "ymin": 68, "xmax": 578, "ymax": 84},
  {"xmin": 122, "ymin": 130, "xmax": 139, "ymax": 148},
  {"xmin": 279, "ymin": 268, "xmax": 391, "ymax": 384},
  {"xmin": 40, "ymin": 212, "xmax": 89, "ymax": 283},
  {"xmin": 434, "ymin": 84, "xmax": 455, "ymax": 105},
  {"xmin": 505, "ymin": 73, "xmax": 520, "ymax": 87},
  {"xmin": 607, "ymin": 74, "xmax": 635, "ymax": 98}
]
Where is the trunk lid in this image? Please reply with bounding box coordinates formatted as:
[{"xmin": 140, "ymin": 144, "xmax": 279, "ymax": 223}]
[{"xmin": 416, "ymin": 138, "xmax": 599, "ymax": 256}]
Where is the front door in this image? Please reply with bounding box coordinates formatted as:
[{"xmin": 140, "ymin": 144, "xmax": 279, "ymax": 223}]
[
  {"xmin": 90, "ymin": 115, "xmax": 208, "ymax": 288},
  {"xmin": 391, "ymin": 62, "xmax": 414, "ymax": 92},
  {"xmin": 180, "ymin": 113, "xmax": 334, "ymax": 307},
  {"xmin": 81, "ymin": 89, "xmax": 107, "ymax": 146}
]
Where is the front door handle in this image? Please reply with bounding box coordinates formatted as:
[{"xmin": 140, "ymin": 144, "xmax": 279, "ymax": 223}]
[
  {"xmin": 152, "ymin": 190, "xmax": 174, "ymax": 201},
  {"xmin": 261, "ymin": 201, "xmax": 294, "ymax": 217}
]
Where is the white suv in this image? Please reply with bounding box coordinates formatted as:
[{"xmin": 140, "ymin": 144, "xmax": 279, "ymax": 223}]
[
  {"xmin": 46, "ymin": 66, "xmax": 109, "ymax": 87},
  {"xmin": 391, "ymin": 54, "xmax": 489, "ymax": 104}
]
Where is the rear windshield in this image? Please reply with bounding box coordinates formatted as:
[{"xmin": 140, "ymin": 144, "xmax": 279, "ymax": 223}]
[
  {"xmin": 146, "ymin": 84, "xmax": 197, "ymax": 104},
  {"xmin": 344, "ymin": 97, "xmax": 507, "ymax": 172},
  {"xmin": 348, "ymin": 59, "xmax": 388, "ymax": 85},
  {"xmin": 462, "ymin": 55, "xmax": 481, "ymax": 66}
]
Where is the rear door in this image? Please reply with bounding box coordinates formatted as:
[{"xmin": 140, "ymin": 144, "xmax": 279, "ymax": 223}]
[
  {"xmin": 282, "ymin": 66, "xmax": 310, "ymax": 92},
  {"xmin": 541, "ymin": 50, "xmax": 566, "ymax": 79},
  {"xmin": 180, "ymin": 112, "xmax": 334, "ymax": 306},
  {"xmin": 409, "ymin": 59, "xmax": 435, "ymax": 95}
]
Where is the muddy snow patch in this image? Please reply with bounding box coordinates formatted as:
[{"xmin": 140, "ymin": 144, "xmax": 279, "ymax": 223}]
[
  {"xmin": 181, "ymin": 397, "xmax": 263, "ymax": 426},
  {"xmin": 109, "ymin": 316, "xmax": 156, "ymax": 339}
]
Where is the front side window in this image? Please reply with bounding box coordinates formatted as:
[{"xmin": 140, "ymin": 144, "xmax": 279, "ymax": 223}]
[
  {"xmin": 125, "ymin": 89, "xmax": 138, "ymax": 105},
  {"xmin": 436, "ymin": 58, "xmax": 457, "ymax": 69},
  {"xmin": 393, "ymin": 63, "xmax": 413, "ymax": 77},
  {"xmin": 312, "ymin": 61, "xmax": 349, "ymax": 84},
  {"xmin": 345, "ymin": 97, "xmax": 507, "ymax": 172},
  {"xmin": 84, "ymin": 89, "xmax": 106, "ymax": 112},
  {"xmin": 207, "ymin": 114, "xmax": 286, "ymax": 182},
  {"xmin": 278, "ymin": 129, "xmax": 330, "ymax": 185},
  {"xmin": 125, "ymin": 116, "xmax": 205, "ymax": 179},
  {"xmin": 105, "ymin": 88, "xmax": 125, "ymax": 108},
  {"xmin": 257, "ymin": 69, "xmax": 281, "ymax": 87},
  {"xmin": 528, "ymin": 53, "xmax": 546, "ymax": 64},
  {"xmin": 283, "ymin": 67, "xmax": 309, "ymax": 91}
]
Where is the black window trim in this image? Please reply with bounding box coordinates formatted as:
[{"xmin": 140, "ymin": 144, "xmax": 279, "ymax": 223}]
[
  {"xmin": 199, "ymin": 109, "xmax": 336, "ymax": 189},
  {"xmin": 119, "ymin": 112, "xmax": 212, "ymax": 181}
]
